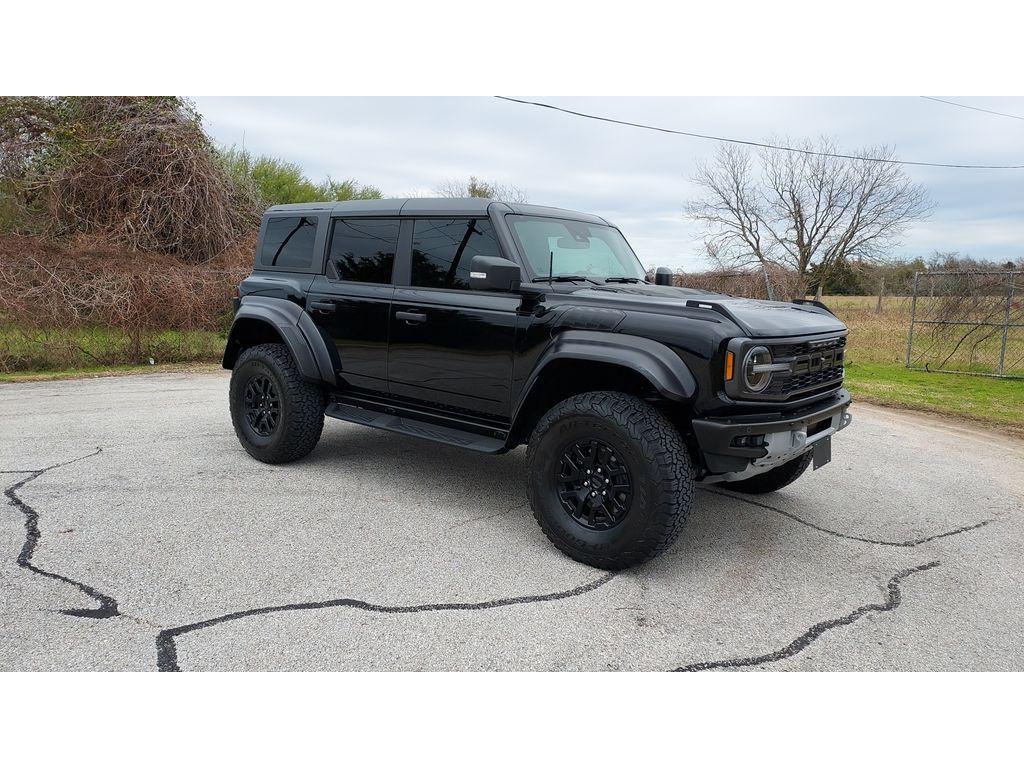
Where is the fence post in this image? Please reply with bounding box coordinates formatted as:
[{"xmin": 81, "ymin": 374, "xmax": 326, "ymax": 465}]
[
  {"xmin": 875, "ymin": 276, "xmax": 885, "ymax": 315},
  {"xmin": 998, "ymin": 272, "xmax": 1015, "ymax": 376},
  {"xmin": 760, "ymin": 264, "xmax": 775, "ymax": 301},
  {"xmin": 906, "ymin": 271, "xmax": 920, "ymax": 369}
]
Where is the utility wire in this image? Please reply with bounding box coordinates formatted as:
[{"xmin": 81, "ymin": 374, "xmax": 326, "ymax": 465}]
[
  {"xmin": 495, "ymin": 96, "xmax": 1024, "ymax": 170},
  {"xmin": 920, "ymin": 96, "xmax": 1024, "ymax": 122}
]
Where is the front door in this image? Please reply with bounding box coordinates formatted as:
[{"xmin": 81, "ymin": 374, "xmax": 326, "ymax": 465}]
[
  {"xmin": 387, "ymin": 217, "xmax": 519, "ymax": 419},
  {"xmin": 307, "ymin": 217, "xmax": 402, "ymax": 395}
]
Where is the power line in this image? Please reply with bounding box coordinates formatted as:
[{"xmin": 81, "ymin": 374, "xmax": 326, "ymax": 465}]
[
  {"xmin": 495, "ymin": 96, "xmax": 1024, "ymax": 170},
  {"xmin": 920, "ymin": 96, "xmax": 1024, "ymax": 122}
]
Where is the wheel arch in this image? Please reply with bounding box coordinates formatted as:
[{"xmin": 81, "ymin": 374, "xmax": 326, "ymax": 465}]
[
  {"xmin": 508, "ymin": 331, "xmax": 697, "ymax": 446},
  {"xmin": 223, "ymin": 296, "xmax": 334, "ymax": 385}
]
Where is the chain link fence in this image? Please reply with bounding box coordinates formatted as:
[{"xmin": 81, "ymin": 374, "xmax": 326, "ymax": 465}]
[{"xmin": 906, "ymin": 271, "xmax": 1024, "ymax": 378}]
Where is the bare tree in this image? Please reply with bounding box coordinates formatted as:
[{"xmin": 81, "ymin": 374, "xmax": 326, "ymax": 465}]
[
  {"xmin": 434, "ymin": 175, "xmax": 528, "ymax": 203},
  {"xmin": 686, "ymin": 139, "xmax": 932, "ymax": 296}
]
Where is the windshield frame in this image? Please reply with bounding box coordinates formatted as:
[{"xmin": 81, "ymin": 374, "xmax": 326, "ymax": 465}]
[{"xmin": 504, "ymin": 213, "xmax": 648, "ymax": 283}]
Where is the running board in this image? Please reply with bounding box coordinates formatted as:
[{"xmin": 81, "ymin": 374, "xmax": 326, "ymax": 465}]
[{"xmin": 326, "ymin": 402, "xmax": 507, "ymax": 453}]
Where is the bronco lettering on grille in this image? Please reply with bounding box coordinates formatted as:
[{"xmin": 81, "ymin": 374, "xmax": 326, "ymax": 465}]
[{"xmin": 791, "ymin": 348, "xmax": 843, "ymax": 375}]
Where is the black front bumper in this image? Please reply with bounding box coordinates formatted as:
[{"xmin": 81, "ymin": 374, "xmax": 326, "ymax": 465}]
[{"xmin": 692, "ymin": 389, "xmax": 852, "ymax": 476}]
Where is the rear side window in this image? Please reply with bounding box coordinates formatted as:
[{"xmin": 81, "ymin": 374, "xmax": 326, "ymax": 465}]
[
  {"xmin": 411, "ymin": 218, "xmax": 501, "ymax": 290},
  {"xmin": 329, "ymin": 218, "xmax": 401, "ymax": 284},
  {"xmin": 259, "ymin": 216, "xmax": 318, "ymax": 269}
]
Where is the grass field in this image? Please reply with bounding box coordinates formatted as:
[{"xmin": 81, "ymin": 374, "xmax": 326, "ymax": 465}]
[
  {"xmin": 827, "ymin": 295, "xmax": 1023, "ymax": 435},
  {"xmin": 0, "ymin": 326, "xmax": 226, "ymax": 376},
  {"xmin": 826, "ymin": 295, "xmax": 912, "ymax": 366},
  {"xmin": 843, "ymin": 361, "xmax": 1024, "ymax": 437}
]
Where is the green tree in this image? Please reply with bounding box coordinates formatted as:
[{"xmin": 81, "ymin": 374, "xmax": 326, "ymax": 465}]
[{"xmin": 220, "ymin": 146, "xmax": 383, "ymax": 206}]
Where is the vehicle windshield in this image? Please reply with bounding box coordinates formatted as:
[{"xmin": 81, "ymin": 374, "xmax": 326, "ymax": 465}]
[{"xmin": 507, "ymin": 215, "xmax": 648, "ymax": 282}]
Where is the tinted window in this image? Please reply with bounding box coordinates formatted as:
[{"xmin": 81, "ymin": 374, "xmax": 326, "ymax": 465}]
[
  {"xmin": 260, "ymin": 216, "xmax": 318, "ymax": 269},
  {"xmin": 329, "ymin": 219, "xmax": 401, "ymax": 284},
  {"xmin": 411, "ymin": 218, "xmax": 501, "ymax": 290}
]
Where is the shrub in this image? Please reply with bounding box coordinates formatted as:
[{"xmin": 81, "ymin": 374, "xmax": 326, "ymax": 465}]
[
  {"xmin": 0, "ymin": 97, "xmax": 261, "ymax": 260},
  {"xmin": 219, "ymin": 146, "xmax": 383, "ymax": 206},
  {"xmin": 0, "ymin": 234, "xmax": 251, "ymax": 371}
]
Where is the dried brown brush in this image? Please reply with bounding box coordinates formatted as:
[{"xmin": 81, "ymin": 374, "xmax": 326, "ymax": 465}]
[
  {"xmin": 1, "ymin": 97, "xmax": 260, "ymax": 260},
  {"xmin": 0, "ymin": 234, "xmax": 250, "ymax": 331}
]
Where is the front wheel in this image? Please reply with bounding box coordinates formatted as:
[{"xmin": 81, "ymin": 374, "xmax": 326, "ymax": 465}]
[
  {"xmin": 526, "ymin": 392, "xmax": 694, "ymax": 570},
  {"xmin": 229, "ymin": 343, "xmax": 325, "ymax": 464}
]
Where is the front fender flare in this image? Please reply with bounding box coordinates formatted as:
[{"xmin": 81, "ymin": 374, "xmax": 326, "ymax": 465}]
[
  {"xmin": 223, "ymin": 296, "xmax": 335, "ymax": 384},
  {"xmin": 513, "ymin": 330, "xmax": 697, "ymax": 421}
]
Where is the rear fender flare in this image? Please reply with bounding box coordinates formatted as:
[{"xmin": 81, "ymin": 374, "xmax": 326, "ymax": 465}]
[{"xmin": 223, "ymin": 296, "xmax": 335, "ymax": 384}]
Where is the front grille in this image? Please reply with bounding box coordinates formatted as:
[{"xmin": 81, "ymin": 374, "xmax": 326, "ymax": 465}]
[{"xmin": 764, "ymin": 335, "xmax": 846, "ymax": 399}]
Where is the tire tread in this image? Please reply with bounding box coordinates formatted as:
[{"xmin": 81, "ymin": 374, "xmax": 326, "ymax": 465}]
[
  {"xmin": 526, "ymin": 391, "xmax": 694, "ymax": 570},
  {"xmin": 230, "ymin": 343, "xmax": 324, "ymax": 464}
]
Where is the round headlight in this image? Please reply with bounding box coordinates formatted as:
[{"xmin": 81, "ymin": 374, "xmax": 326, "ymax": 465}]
[{"xmin": 743, "ymin": 346, "xmax": 773, "ymax": 393}]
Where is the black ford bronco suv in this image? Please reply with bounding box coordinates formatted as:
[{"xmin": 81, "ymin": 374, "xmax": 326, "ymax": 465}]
[{"xmin": 224, "ymin": 198, "xmax": 851, "ymax": 569}]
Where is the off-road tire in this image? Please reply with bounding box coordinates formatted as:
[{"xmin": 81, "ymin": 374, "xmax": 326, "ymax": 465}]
[
  {"xmin": 717, "ymin": 451, "xmax": 812, "ymax": 494},
  {"xmin": 229, "ymin": 343, "xmax": 325, "ymax": 464},
  {"xmin": 526, "ymin": 391, "xmax": 694, "ymax": 570}
]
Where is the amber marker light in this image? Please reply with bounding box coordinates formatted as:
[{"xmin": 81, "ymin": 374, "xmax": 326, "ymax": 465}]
[{"xmin": 725, "ymin": 350, "xmax": 735, "ymax": 382}]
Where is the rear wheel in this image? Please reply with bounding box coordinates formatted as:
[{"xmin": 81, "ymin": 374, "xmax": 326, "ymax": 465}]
[
  {"xmin": 526, "ymin": 392, "xmax": 694, "ymax": 570},
  {"xmin": 229, "ymin": 343, "xmax": 325, "ymax": 464},
  {"xmin": 717, "ymin": 452, "xmax": 812, "ymax": 494}
]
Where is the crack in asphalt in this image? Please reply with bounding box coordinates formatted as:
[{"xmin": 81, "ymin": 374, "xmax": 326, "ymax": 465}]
[
  {"xmin": 673, "ymin": 560, "xmax": 941, "ymax": 671},
  {"xmin": 452, "ymin": 504, "xmax": 525, "ymax": 529},
  {"xmin": 3, "ymin": 448, "xmax": 120, "ymax": 619},
  {"xmin": 703, "ymin": 487, "xmax": 994, "ymax": 547},
  {"xmin": 155, "ymin": 572, "xmax": 617, "ymax": 671},
  {"xmin": 0, "ymin": 447, "xmax": 995, "ymax": 672}
]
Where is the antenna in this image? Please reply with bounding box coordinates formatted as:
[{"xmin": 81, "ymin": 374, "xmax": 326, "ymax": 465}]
[{"xmin": 548, "ymin": 250, "xmax": 554, "ymax": 285}]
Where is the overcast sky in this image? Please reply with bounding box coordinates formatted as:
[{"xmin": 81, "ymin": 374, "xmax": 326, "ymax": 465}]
[{"xmin": 194, "ymin": 97, "xmax": 1023, "ymax": 271}]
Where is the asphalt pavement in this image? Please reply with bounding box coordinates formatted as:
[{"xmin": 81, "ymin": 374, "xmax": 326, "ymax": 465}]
[{"xmin": 2, "ymin": 370, "xmax": 1022, "ymax": 671}]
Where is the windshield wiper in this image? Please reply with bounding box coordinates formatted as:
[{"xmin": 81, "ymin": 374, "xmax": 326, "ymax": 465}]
[
  {"xmin": 603, "ymin": 277, "xmax": 646, "ymax": 283},
  {"xmin": 531, "ymin": 275, "xmax": 600, "ymax": 284}
]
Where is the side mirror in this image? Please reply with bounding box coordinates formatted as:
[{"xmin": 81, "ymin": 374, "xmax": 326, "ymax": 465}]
[
  {"xmin": 654, "ymin": 266, "xmax": 674, "ymax": 286},
  {"xmin": 469, "ymin": 255, "xmax": 522, "ymax": 292}
]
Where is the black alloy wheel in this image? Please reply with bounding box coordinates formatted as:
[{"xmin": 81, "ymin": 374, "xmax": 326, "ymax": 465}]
[
  {"xmin": 243, "ymin": 374, "xmax": 281, "ymax": 437},
  {"xmin": 526, "ymin": 391, "xmax": 694, "ymax": 570},
  {"xmin": 229, "ymin": 343, "xmax": 325, "ymax": 464},
  {"xmin": 555, "ymin": 438, "xmax": 633, "ymax": 531}
]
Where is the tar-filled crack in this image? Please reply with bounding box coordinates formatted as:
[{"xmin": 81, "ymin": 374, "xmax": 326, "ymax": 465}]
[
  {"xmin": 674, "ymin": 561, "xmax": 940, "ymax": 671},
  {"xmin": 3, "ymin": 448, "xmax": 119, "ymax": 619},
  {"xmin": 703, "ymin": 487, "xmax": 994, "ymax": 547},
  {"xmin": 1, "ymin": 445, "xmax": 995, "ymax": 672},
  {"xmin": 156, "ymin": 571, "xmax": 617, "ymax": 671}
]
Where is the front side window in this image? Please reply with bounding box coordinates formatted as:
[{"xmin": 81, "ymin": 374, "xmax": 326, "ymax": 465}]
[
  {"xmin": 507, "ymin": 215, "xmax": 647, "ymax": 281},
  {"xmin": 411, "ymin": 218, "xmax": 501, "ymax": 290},
  {"xmin": 260, "ymin": 216, "xmax": 318, "ymax": 269},
  {"xmin": 328, "ymin": 218, "xmax": 401, "ymax": 284}
]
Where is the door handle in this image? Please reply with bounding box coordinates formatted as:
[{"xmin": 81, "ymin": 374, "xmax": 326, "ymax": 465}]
[
  {"xmin": 309, "ymin": 301, "xmax": 336, "ymax": 314},
  {"xmin": 395, "ymin": 310, "xmax": 427, "ymax": 324}
]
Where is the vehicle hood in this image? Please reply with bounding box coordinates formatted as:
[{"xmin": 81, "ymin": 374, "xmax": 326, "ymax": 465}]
[{"xmin": 569, "ymin": 283, "xmax": 848, "ymax": 337}]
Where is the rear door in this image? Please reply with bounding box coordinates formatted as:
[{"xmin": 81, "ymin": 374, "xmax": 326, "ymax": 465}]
[
  {"xmin": 387, "ymin": 217, "xmax": 519, "ymax": 418},
  {"xmin": 306, "ymin": 217, "xmax": 403, "ymax": 395}
]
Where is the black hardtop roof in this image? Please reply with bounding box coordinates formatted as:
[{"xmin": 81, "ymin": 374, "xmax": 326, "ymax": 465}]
[{"xmin": 264, "ymin": 198, "xmax": 612, "ymax": 225}]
